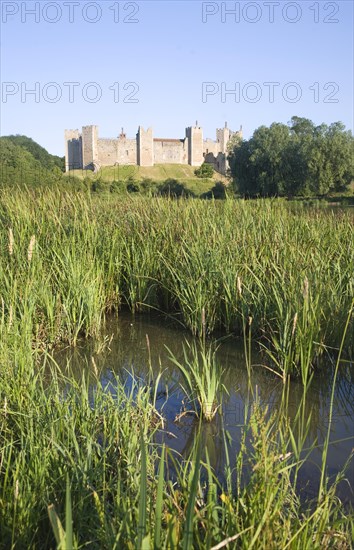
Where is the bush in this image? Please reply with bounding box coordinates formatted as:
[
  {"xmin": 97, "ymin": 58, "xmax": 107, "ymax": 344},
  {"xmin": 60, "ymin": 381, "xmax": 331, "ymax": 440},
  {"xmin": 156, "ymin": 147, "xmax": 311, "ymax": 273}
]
[
  {"xmin": 110, "ymin": 180, "xmax": 125, "ymax": 193},
  {"xmin": 126, "ymin": 182, "xmax": 140, "ymax": 193},
  {"xmin": 64, "ymin": 175, "xmax": 88, "ymax": 192},
  {"xmin": 157, "ymin": 179, "xmax": 194, "ymax": 198},
  {"xmin": 91, "ymin": 179, "xmax": 106, "ymax": 193},
  {"xmin": 194, "ymin": 162, "xmax": 214, "ymax": 178},
  {"xmin": 200, "ymin": 181, "xmax": 227, "ymax": 200},
  {"xmin": 140, "ymin": 178, "xmax": 156, "ymax": 191}
]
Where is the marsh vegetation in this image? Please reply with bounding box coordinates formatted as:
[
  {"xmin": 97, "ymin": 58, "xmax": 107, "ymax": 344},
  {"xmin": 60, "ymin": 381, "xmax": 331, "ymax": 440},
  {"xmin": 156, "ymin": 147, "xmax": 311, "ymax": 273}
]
[{"xmin": 0, "ymin": 188, "xmax": 353, "ymax": 548}]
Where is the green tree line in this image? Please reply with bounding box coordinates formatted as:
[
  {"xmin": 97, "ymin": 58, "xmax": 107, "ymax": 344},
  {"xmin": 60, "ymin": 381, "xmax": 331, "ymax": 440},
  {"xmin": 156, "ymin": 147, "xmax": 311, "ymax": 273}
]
[
  {"xmin": 229, "ymin": 117, "xmax": 354, "ymax": 197},
  {"xmin": 3, "ymin": 135, "xmax": 64, "ymax": 170},
  {"xmin": 0, "ymin": 136, "xmax": 66, "ymax": 188}
]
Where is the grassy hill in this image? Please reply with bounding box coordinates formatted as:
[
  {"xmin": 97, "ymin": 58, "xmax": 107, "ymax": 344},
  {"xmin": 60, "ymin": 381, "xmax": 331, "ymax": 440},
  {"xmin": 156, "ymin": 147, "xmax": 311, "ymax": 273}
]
[
  {"xmin": 66, "ymin": 164, "xmax": 230, "ymax": 196},
  {"xmin": 0, "ymin": 135, "xmax": 67, "ymax": 189},
  {"xmin": 3, "ymin": 135, "xmax": 64, "ymax": 171},
  {"xmin": 0, "ymin": 133, "xmax": 229, "ymax": 196}
]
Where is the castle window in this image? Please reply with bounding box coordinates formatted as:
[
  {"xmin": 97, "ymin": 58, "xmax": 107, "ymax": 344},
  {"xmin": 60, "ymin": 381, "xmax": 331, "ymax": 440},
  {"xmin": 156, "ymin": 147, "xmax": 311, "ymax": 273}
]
[{"xmin": 126, "ymin": 150, "xmax": 129, "ymax": 155}]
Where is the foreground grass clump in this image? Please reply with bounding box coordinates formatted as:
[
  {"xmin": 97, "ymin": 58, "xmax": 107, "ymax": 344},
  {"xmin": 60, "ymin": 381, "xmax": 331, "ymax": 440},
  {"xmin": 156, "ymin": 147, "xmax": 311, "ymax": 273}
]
[
  {"xmin": 0, "ymin": 358, "xmax": 160, "ymax": 548},
  {"xmin": 0, "ymin": 180, "xmax": 352, "ymax": 547},
  {"xmin": 0, "ymin": 188, "xmax": 353, "ymax": 378},
  {"xmin": 0, "ymin": 344, "xmax": 352, "ymax": 549},
  {"xmin": 168, "ymin": 341, "xmax": 224, "ymax": 421}
]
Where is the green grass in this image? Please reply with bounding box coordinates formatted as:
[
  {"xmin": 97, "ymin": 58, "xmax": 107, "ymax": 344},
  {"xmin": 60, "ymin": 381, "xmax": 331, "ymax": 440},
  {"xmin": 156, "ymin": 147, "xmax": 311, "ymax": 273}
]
[
  {"xmin": 67, "ymin": 163, "xmax": 228, "ymax": 182},
  {"xmin": 66, "ymin": 163, "xmax": 228, "ymax": 195},
  {"xmin": 168, "ymin": 341, "xmax": 225, "ymax": 421},
  {"xmin": 0, "ymin": 189, "xmax": 352, "ymax": 372},
  {"xmin": 0, "ymin": 187, "xmax": 353, "ymax": 548},
  {"xmin": 0, "ymin": 350, "xmax": 352, "ymax": 548}
]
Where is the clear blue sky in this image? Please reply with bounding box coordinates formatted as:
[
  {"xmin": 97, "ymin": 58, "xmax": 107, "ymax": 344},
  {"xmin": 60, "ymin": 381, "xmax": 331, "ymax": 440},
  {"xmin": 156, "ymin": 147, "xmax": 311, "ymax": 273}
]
[{"xmin": 1, "ymin": 0, "xmax": 353, "ymax": 156}]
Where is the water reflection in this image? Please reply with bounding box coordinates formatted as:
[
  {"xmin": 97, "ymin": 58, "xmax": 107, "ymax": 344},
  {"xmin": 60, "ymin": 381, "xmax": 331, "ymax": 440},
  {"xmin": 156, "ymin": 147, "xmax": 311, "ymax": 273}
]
[{"xmin": 54, "ymin": 311, "xmax": 354, "ymax": 503}]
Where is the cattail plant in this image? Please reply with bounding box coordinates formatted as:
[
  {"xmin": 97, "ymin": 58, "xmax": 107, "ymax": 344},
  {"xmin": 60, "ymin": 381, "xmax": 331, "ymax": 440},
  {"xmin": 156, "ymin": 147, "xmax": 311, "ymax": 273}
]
[
  {"xmin": 8, "ymin": 228, "xmax": 14, "ymax": 256},
  {"xmin": 292, "ymin": 312, "xmax": 298, "ymax": 336},
  {"xmin": 237, "ymin": 276, "xmax": 242, "ymax": 297},
  {"xmin": 27, "ymin": 235, "xmax": 36, "ymax": 262},
  {"xmin": 303, "ymin": 277, "xmax": 309, "ymax": 300}
]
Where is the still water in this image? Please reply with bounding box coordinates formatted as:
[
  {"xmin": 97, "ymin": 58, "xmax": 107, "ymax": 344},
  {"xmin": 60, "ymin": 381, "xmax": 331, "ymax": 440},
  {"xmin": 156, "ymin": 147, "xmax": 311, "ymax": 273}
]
[{"xmin": 55, "ymin": 311, "xmax": 354, "ymax": 504}]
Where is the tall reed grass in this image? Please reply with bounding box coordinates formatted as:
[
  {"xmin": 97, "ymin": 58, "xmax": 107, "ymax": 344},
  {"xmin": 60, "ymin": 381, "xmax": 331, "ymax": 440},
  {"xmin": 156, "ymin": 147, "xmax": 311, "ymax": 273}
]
[
  {"xmin": 168, "ymin": 341, "xmax": 225, "ymax": 421},
  {"xmin": 1, "ymin": 189, "xmax": 352, "ymax": 377},
  {"xmin": 0, "ymin": 346, "xmax": 352, "ymax": 548},
  {"xmin": 0, "ymin": 186, "xmax": 353, "ymax": 547}
]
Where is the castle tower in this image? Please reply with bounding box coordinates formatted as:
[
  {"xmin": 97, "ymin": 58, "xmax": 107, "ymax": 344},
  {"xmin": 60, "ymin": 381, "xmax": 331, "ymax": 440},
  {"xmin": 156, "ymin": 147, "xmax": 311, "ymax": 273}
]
[
  {"xmin": 64, "ymin": 129, "xmax": 82, "ymax": 172},
  {"xmin": 216, "ymin": 122, "xmax": 232, "ymax": 154},
  {"xmin": 82, "ymin": 125, "xmax": 98, "ymax": 169},
  {"xmin": 185, "ymin": 122, "xmax": 204, "ymax": 166},
  {"xmin": 137, "ymin": 126, "xmax": 153, "ymax": 166}
]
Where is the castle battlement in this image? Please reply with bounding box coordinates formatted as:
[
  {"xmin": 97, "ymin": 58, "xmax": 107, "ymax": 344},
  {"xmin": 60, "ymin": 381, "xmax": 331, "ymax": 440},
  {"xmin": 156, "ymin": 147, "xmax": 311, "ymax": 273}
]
[{"xmin": 64, "ymin": 123, "xmax": 242, "ymax": 174}]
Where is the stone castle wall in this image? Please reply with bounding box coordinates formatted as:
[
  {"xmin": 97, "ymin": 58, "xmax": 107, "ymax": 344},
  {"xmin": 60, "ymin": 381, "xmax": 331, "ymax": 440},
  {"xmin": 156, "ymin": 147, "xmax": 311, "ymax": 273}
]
[
  {"xmin": 185, "ymin": 125, "xmax": 204, "ymax": 167},
  {"xmin": 82, "ymin": 125, "xmax": 98, "ymax": 169},
  {"xmin": 65, "ymin": 123, "xmax": 242, "ymax": 174},
  {"xmin": 205, "ymin": 152, "xmax": 229, "ymax": 174},
  {"xmin": 97, "ymin": 137, "xmax": 137, "ymax": 165},
  {"xmin": 64, "ymin": 129, "xmax": 82, "ymax": 171},
  {"xmin": 203, "ymin": 138, "xmax": 219, "ymax": 157},
  {"xmin": 137, "ymin": 127, "xmax": 153, "ymax": 167},
  {"xmin": 153, "ymin": 139, "xmax": 188, "ymax": 164}
]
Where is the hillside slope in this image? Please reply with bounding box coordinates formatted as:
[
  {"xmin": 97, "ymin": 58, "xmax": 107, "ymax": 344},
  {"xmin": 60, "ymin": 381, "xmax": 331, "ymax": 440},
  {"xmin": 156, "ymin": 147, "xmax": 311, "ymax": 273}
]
[
  {"xmin": 0, "ymin": 136, "xmax": 65, "ymax": 187},
  {"xmin": 3, "ymin": 135, "xmax": 64, "ymax": 171},
  {"xmin": 66, "ymin": 163, "xmax": 229, "ymax": 195}
]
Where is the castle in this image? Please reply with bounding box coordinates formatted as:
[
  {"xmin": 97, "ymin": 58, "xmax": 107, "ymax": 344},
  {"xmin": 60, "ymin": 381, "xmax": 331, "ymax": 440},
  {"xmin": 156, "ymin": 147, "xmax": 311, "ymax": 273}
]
[{"xmin": 64, "ymin": 122, "xmax": 242, "ymax": 175}]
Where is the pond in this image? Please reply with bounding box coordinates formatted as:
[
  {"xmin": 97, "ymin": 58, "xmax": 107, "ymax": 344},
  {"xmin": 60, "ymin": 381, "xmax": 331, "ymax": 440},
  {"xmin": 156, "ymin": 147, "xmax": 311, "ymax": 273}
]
[{"xmin": 54, "ymin": 311, "xmax": 354, "ymax": 505}]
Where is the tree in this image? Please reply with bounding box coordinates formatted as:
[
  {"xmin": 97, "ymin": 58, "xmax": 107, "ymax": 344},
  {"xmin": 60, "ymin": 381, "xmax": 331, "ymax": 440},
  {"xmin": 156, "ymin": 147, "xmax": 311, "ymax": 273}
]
[
  {"xmin": 229, "ymin": 118, "xmax": 354, "ymax": 197},
  {"xmin": 229, "ymin": 139, "xmax": 258, "ymax": 197},
  {"xmin": 229, "ymin": 123, "xmax": 291, "ymax": 196},
  {"xmin": 4, "ymin": 135, "xmax": 65, "ymax": 171},
  {"xmin": 321, "ymin": 122, "xmax": 354, "ymax": 192},
  {"xmin": 289, "ymin": 116, "xmax": 315, "ymax": 137},
  {"xmin": 0, "ymin": 136, "xmax": 76, "ymax": 189}
]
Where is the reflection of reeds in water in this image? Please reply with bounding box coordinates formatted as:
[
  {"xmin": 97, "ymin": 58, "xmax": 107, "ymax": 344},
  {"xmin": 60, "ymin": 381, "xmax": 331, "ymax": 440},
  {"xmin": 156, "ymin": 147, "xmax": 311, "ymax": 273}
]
[
  {"xmin": 52, "ymin": 311, "xmax": 352, "ymax": 463},
  {"xmin": 1, "ymin": 322, "xmax": 353, "ymax": 548}
]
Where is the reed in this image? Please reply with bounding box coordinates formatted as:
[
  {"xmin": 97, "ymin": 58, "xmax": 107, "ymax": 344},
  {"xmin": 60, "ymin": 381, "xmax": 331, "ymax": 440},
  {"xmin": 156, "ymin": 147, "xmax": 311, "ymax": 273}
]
[
  {"xmin": 1, "ymin": 189, "xmax": 352, "ymax": 376},
  {"xmin": 168, "ymin": 341, "xmax": 224, "ymax": 421},
  {"xmin": 0, "ymin": 322, "xmax": 352, "ymax": 548},
  {"xmin": 0, "ymin": 188, "xmax": 353, "ymax": 545}
]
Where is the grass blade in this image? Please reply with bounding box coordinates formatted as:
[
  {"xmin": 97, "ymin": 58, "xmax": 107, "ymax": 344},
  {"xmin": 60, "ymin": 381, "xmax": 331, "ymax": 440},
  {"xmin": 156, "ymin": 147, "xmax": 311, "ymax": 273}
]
[
  {"xmin": 183, "ymin": 439, "xmax": 201, "ymax": 550},
  {"xmin": 154, "ymin": 444, "xmax": 165, "ymax": 550},
  {"xmin": 138, "ymin": 428, "xmax": 147, "ymax": 549},
  {"xmin": 65, "ymin": 473, "xmax": 73, "ymax": 550}
]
